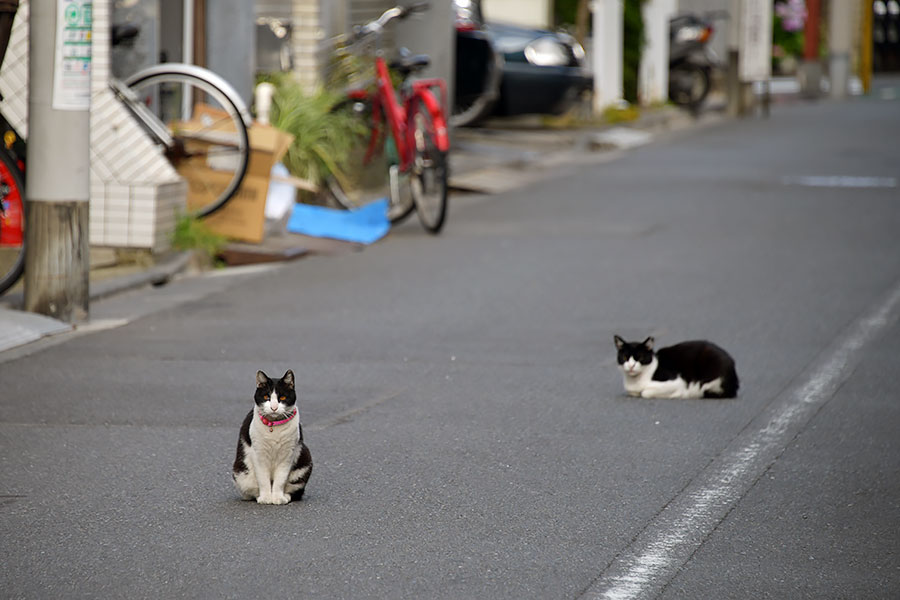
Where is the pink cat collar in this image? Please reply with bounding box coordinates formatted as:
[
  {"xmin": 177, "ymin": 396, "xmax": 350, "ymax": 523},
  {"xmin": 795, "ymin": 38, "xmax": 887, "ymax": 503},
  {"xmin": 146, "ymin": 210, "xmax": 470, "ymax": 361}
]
[{"xmin": 260, "ymin": 408, "xmax": 297, "ymax": 430}]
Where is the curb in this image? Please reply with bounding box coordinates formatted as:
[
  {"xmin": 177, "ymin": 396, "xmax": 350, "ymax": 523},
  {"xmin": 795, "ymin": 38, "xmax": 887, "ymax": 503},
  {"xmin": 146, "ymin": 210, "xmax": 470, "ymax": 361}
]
[
  {"xmin": 0, "ymin": 251, "xmax": 193, "ymax": 355},
  {"xmin": 0, "ymin": 250, "xmax": 193, "ymax": 310},
  {"xmin": 89, "ymin": 251, "xmax": 193, "ymax": 302}
]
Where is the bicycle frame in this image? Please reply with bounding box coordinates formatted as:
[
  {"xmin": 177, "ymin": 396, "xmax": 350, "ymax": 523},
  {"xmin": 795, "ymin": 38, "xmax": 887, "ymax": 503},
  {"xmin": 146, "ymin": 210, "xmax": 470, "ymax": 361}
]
[
  {"xmin": 329, "ymin": 2, "xmax": 450, "ymax": 233},
  {"xmin": 350, "ymin": 54, "xmax": 449, "ymax": 173}
]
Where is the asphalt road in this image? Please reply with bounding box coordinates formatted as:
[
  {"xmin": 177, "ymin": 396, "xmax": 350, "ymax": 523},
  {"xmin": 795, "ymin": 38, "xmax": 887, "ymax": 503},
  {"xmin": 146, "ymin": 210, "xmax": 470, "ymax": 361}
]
[{"xmin": 2, "ymin": 81, "xmax": 899, "ymax": 599}]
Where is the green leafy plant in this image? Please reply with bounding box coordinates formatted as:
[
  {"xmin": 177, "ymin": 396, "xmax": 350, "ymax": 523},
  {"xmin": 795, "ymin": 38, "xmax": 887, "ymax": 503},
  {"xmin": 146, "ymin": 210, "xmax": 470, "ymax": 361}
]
[
  {"xmin": 772, "ymin": 0, "xmax": 806, "ymax": 75},
  {"xmin": 602, "ymin": 103, "xmax": 641, "ymax": 124},
  {"xmin": 171, "ymin": 213, "xmax": 226, "ymax": 266},
  {"xmin": 262, "ymin": 74, "xmax": 366, "ymax": 197}
]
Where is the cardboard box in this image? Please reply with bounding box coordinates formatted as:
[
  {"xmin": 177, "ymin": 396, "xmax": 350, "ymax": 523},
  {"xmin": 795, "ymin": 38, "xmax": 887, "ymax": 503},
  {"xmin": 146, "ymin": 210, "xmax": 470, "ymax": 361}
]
[{"xmin": 175, "ymin": 106, "xmax": 294, "ymax": 243}]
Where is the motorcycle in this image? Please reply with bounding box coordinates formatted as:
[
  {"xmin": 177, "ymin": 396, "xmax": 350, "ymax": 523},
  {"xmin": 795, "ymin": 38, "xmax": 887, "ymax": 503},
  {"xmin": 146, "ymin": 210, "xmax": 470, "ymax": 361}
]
[{"xmin": 668, "ymin": 13, "xmax": 720, "ymax": 110}]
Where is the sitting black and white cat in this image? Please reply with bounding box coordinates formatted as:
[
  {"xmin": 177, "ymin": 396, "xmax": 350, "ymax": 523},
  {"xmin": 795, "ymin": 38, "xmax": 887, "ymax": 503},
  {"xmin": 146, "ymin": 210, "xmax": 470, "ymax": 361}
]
[
  {"xmin": 233, "ymin": 370, "xmax": 312, "ymax": 504},
  {"xmin": 614, "ymin": 335, "xmax": 739, "ymax": 399}
]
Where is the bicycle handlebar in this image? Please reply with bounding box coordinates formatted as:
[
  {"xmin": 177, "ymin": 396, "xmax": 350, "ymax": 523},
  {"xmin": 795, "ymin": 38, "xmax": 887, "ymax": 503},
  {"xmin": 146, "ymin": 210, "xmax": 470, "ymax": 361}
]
[
  {"xmin": 352, "ymin": 2, "xmax": 430, "ymax": 41},
  {"xmin": 403, "ymin": 2, "xmax": 430, "ymax": 17}
]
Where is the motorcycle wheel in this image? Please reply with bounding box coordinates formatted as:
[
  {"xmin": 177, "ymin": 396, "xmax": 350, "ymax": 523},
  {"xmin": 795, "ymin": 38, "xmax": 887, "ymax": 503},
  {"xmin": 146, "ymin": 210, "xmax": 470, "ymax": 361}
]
[{"xmin": 669, "ymin": 63, "xmax": 711, "ymax": 109}]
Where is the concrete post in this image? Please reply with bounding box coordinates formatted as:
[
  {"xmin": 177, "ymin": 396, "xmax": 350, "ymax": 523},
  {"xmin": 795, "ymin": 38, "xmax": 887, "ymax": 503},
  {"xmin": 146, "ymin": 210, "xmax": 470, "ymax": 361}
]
[
  {"xmin": 25, "ymin": 0, "xmax": 91, "ymax": 322},
  {"xmin": 396, "ymin": 0, "xmax": 455, "ymax": 110},
  {"xmin": 593, "ymin": 0, "xmax": 624, "ymax": 112},
  {"xmin": 828, "ymin": 0, "xmax": 853, "ymax": 99},
  {"xmin": 205, "ymin": 0, "xmax": 254, "ymax": 105},
  {"xmin": 638, "ymin": 0, "xmax": 675, "ymax": 106},
  {"xmin": 726, "ymin": 0, "xmax": 743, "ymax": 116}
]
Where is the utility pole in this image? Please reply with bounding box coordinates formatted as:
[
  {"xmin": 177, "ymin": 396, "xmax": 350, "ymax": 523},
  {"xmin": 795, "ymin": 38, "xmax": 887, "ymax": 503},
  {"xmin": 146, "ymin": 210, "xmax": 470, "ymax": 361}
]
[
  {"xmin": 637, "ymin": 0, "xmax": 675, "ymax": 106},
  {"xmin": 737, "ymin": 0, "xmax": 772, "ymax": 116},
  {"xmin": 592, "ymin": 0, "xmax": 624, "ymax": 112},
  {"xmin": 25, "ymin": 0, "xmax": 91, "ymax": 322}
]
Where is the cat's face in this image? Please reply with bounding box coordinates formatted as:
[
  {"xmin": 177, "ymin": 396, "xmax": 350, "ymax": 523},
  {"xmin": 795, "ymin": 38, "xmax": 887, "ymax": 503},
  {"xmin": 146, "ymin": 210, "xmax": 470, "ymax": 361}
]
[
  {"xmin": 614, "ymin": 336, "xmax": 655, "ymax": 377},
  {"xmin": 255, "ymin": 370, "xmax": 297, "ymax": 418}
]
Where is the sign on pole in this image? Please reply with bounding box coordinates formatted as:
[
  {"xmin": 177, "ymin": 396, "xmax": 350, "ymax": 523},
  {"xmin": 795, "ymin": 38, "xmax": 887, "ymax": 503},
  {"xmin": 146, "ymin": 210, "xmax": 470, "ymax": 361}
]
[
  {"xmin": 738, "ymin": 0, "xmax": 772, "ymax": 82},
  {"xmin": 53, "ymin": 0, "xmax": 92, "ymax": 110}
]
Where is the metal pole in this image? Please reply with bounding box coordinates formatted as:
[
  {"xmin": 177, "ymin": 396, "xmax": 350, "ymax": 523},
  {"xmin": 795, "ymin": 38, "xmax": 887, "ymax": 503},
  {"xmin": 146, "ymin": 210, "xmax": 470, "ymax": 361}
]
[
  {"xmin": 182, "ymin": 0, "xmax": 194, "ymax": 118},
  {"xmin": 25, "ymin": 0, "xmax": 91, "ymax": 322}
]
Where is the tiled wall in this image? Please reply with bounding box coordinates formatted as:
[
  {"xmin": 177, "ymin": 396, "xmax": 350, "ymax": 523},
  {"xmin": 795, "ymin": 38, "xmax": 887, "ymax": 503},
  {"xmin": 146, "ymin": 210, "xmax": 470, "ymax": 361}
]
[
  {"xmin": 0, "ymin": 0, "xmax": 28, "ymax": 136},
  {"xmin": 0, "ymin": 0, "xmax": 187, "ymax": 253}
]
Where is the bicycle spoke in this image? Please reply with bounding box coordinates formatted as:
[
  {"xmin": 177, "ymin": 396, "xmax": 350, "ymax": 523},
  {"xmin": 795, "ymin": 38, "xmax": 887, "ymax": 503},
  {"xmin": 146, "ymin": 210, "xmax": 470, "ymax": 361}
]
[{"xmin": 125, "ymin": 69, "xmax": 250, "ymax": 217}]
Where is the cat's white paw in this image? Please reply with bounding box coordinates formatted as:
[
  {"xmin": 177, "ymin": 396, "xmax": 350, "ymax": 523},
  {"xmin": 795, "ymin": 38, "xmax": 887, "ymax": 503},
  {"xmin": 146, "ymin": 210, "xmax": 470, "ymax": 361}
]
[
  {"xmin": 257, "ymin": 493, "xmax": 274, "ymax": 504},
  {"xmin": 272, "ymin": 492, "xmax": 291, "ymax": 505}
]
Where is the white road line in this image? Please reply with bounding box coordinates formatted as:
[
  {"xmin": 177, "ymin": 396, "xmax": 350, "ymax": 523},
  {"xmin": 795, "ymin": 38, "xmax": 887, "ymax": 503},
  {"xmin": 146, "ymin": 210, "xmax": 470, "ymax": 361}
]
[
  {"xmin": 781, "ymin": 175, "xmax": 897, "ymax": 188},
  {"xmin": 582, "ymin": 279, "xmax": 900, "ymax": 600}
]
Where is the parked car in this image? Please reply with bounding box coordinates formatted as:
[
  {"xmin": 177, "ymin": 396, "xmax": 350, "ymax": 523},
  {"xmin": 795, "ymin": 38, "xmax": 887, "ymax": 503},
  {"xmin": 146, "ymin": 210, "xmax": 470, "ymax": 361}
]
[{"xmin": 452, "ymin": 0, "xmax": 592, "ymax": 127}]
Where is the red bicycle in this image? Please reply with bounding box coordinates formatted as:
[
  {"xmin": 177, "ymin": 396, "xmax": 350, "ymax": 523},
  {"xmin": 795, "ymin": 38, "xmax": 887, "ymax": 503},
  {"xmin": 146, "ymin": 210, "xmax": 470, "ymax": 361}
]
[{"xmin": 326, "ymin": 3, "xmax": 450, "ymax": 234}]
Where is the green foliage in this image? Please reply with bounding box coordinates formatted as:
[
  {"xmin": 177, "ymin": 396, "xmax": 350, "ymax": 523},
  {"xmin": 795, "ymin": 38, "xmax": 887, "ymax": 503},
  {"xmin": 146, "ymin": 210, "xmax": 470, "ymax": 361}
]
[
  {"xmin": 602, "ymin": 103, "xmax": 641, "ymax": 124},
  {"xmin": 554, "ymin": 0, "xmax": 580, "ymax": 28},
  {"xmin": 261, "ymin": 73, "xmax": 367, "ymax": 191},
  {"xmin": 171, "ymin": 214, "xmax": 226, "ymax": 262},
  {"xmin": 772, "ymin": 14, "xmax": 805, "ymax": 73},
  {"xmin": 623, "ymin": 0, "xmax": 645, "ymax": 105}
]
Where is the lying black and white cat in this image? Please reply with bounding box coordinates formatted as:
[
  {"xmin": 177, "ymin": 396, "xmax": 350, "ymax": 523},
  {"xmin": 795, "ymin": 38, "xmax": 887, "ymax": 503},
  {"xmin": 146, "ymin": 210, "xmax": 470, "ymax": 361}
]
[
  {"xmin": 233, "ymin": 370, "xmax": 312, "ymax": 504},
  {"xmin": 614, "ymin": 335, "xmax": 739, "ymax": 399}
]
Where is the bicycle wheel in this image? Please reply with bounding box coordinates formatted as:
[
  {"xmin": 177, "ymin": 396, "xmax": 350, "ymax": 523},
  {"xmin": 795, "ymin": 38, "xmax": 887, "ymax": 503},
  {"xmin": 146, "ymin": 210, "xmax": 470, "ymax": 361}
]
[
  {"xmin": 407, "ymin": 98, "xmax": 448, "ymax": 234},
  {"xmin": 0, "ymin": 147, "xmax": 25, "ymax": 295},
  {"xmin": 124, "ymin": 67, "xmax": 250, "ymax": 218}
]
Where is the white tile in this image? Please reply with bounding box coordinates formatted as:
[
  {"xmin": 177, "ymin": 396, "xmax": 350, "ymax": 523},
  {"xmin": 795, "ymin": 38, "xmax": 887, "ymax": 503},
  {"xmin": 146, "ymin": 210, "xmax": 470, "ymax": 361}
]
[{"xmin": 103, "ymin": 228, "xmax": 129, "ymax": 246}]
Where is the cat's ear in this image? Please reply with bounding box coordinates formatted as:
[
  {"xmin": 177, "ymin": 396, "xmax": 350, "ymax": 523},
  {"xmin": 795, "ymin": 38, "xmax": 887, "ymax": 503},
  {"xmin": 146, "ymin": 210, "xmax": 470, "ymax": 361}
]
[
  {"xmin": 282, "ymin": 370, "xmax": 295, "ymax": 389},
  {"xmin": 256, "ymin": 370, "xmax": 270, "ymax": 388},
  {"xmin": 614, "ymin": 335, "xmax": 626, "ymax": 350},
  {"xmin": 642, "ymin": 337, "xmax": 655, "ymax": 350}
]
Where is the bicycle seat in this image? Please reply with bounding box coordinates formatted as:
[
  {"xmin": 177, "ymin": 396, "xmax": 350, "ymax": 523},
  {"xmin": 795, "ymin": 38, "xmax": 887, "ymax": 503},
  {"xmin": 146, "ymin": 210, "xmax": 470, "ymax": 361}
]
[
  {"xmin": 112, "ymin": 23, "xmax": 140, "ymax": 46},
  {"xmin": 389, "ymin": 53, "xmax": 430, "ymax": 76}
]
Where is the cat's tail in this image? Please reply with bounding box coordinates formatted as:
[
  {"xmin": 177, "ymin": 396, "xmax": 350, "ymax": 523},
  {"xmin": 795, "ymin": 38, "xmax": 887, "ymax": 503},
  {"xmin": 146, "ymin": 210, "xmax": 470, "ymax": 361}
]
[
  {"xmin": 704, "ymin": 365, "xmax": 739, "ymax": 399},
  {"xmin": 721, "ymin": 365, "xmax": 739, "ymax": 398}
]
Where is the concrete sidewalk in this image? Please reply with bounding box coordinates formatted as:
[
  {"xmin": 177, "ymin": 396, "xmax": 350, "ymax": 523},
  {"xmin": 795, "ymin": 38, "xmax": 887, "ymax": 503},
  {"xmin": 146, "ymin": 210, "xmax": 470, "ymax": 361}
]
[
  {"xmin": 448, "ymin": 101, "xmax": 726, "ymax": 194},
  {"xmin": 0, "ymin": 251, "xmax": 193, "ymax": 353}
]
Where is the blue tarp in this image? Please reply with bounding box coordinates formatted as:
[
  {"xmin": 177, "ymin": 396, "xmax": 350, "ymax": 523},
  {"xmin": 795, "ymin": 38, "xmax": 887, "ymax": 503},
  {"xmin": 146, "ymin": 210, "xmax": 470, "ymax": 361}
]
[{"xmin": 286, "ymin": 198, "xmax": 390, "ymax": 245}]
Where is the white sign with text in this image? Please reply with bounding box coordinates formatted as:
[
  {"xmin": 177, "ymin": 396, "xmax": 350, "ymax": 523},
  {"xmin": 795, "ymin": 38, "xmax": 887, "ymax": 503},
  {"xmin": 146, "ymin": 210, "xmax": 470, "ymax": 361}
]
[
  {"xmin": 739, "ymin": 0, "xmax": 772, "ymax": 82},
  {"xmin": 53, "ymin": 0, "xmax": 92, "ymax": 110}
]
